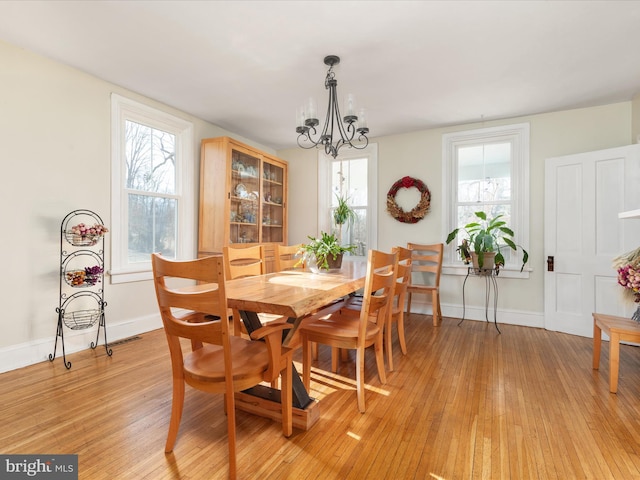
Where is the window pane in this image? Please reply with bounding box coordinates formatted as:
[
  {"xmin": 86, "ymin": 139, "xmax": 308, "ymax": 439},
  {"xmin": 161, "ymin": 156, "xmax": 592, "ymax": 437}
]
[
  {"xmin": 350, "ymin": 208, "xmax": 367, "ymax": 255},
  {"xmin": 125, "ymin": 120, "xmax": 176, "ymax": 194},
  {"xmin": 330, "ymin": 157, "xmax": 368, "ymax": 255},
  {"xmin": 458, "ymin": 142, "xmax": 511, "ymax": 203},
  {"xmin": 128, "ymin": 194, "xmax": 177, "ymax": 262}
]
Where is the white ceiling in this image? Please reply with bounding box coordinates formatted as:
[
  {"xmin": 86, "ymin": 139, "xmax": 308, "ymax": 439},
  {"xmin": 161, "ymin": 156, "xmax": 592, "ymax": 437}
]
[{"xmin": 2, "ymin": 1, "xmax": 640, "ymax": 151}]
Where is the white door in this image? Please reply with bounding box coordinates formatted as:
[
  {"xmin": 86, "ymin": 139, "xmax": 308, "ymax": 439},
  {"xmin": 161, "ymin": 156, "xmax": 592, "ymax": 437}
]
[{"xmin": 544, "ymin": 144, "xmax": 640, "ymax": 337}]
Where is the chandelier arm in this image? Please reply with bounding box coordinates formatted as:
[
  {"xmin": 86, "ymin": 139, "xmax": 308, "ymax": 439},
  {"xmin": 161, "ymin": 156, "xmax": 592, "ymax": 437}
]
[
  {"xmin": 297, "ymin": 123, "xmax": 322, "ymax": 149},
  {"xmin": 297, "ymin": 133, "xmax": 319, "ymax": 149}
]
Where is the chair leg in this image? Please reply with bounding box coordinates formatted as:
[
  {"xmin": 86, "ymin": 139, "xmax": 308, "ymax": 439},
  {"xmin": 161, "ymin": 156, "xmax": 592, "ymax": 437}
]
[
  {"xmin": 331, "ymin": 347, "xmax": 339, "ymax": 372},
  {"xmin": 356, "ymin": 347, "xmax": 366, "ymax": 413},
  {"xmin": 375, "ymin": 336, "xmax": 386, "ymax": 385},
  {"xmin": 281, "ymin": 360, "xmax": 292, "ymax": 437},
  {"xmin": 397, "ymin": 311, "xmax": 407, "ymax": 355},
  {"xmin": 407, "ymin": 292, "xmax": 412, "ymax": 314},
  {"xmin": 302, "ymin": 337, "xmax": 311, "ymax": 391},
  {"xmin": 386, "ymin": 317, "xmax": 394, "ymax": 372},
  {"xmin": 232, "ymin": 309, "xmax": 243, "ymax": 337},
  {"xmin": 225, "ymin": 385, "xmax": 237, "ymax": 480},
  {"xmin": 165, "ymin": 379, "xmax": 185, "ymax": 453},
  {"xmin": 432, "ymin": 291, "xmax": 441, "ymax": 326}
]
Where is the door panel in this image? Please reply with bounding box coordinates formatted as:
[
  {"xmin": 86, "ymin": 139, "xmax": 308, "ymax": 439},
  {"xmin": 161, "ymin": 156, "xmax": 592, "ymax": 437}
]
[{"xmin": 545, "ymin": 144, "xmax": 640, "ymax": 337}]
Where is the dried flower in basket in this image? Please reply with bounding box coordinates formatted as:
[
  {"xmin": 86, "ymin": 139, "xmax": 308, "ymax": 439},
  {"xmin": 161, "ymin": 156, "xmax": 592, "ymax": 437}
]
[{"xmin": 70, "ymin": 223, "xmax": 108, "ymax": 237}]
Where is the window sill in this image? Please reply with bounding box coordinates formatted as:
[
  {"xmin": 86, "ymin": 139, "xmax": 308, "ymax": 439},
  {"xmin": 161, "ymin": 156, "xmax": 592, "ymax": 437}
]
[
  {"xmin": 108, "ymin": 266, "xmax": 152, "ymax": 284},
  {"xmin": 443, "ymin": 264, "xmax": 531, "ymax": 279}
]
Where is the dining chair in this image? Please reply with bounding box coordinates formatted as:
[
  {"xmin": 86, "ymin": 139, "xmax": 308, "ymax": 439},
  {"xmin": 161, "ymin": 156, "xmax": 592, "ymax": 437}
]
[
  {"xmin": 151, "ymin": 253, "xmax": 293, "ymax": 480},
  {"xmin": 339, "ymin": 246, "xmax": 411, "ymax": 372},
  {"xmin": 406, "ymin": 243, "xmax": 444, "ymax": 326},
  {"xmin": 299, "ymin": 249, "xmax": 398, "ymax": 413},
  {"xmin": 274, "ymin": 243, "xmax": 304, "ymax": 271}
]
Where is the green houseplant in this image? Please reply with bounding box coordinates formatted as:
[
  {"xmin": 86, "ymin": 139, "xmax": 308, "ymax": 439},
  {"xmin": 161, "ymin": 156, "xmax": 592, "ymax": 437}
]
[
  {"xmin": 446, "ymin": 211, "xmax": 529, "ymax": 272},
  {"xmin": 297, "ymin": 231, "xmax": 357, "ymax": 272},
  {"xmin": 333, "ymin": 193, "xmax": 357, "ymax": 226},
  {"xmin": 333, "ymin": 193, "xmax": 357, "ymax": 245}
]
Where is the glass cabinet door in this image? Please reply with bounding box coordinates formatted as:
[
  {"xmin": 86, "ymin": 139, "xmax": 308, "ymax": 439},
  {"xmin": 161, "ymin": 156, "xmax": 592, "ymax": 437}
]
[
  {"xmin": 230, "ymin": 149, "xmax": 260, "ymax": 244},
  {"xmin": 261, "ymin": 160, "xmax": 284, "ymax": 243}
]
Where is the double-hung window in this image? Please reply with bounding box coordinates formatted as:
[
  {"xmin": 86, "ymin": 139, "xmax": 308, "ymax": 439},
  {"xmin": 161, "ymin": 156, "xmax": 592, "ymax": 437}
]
[
  {"xmin": 442, "ymin": 123, "xmax": 530, "ymax": 277},
  {"xmin": 110, "ymin": 94, "xmax": 194, "ymax": 283},
  {"xmin": 318, "ymin": 144, "xmax": 378, "ymax": 257}
]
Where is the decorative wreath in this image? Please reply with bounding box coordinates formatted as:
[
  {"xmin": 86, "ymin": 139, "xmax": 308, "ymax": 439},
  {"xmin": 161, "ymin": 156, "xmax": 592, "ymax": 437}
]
[{"xmin": 386, "ymin": 176, "xmax": 431, "ymax": 223}]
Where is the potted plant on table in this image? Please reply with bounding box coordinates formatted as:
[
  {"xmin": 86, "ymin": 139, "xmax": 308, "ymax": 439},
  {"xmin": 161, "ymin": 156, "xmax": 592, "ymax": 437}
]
[
  {"xmin": 445, "ymin": 211, "xmax": 529, "ymax": 273},
  {"xmin": 297, "ymin": 231, "xmax": 357, "ymax": 273}
]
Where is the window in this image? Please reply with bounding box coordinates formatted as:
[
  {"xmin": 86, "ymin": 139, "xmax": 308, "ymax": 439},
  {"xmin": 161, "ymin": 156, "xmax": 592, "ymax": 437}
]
[
  {"xmin": 110, "ymin": 94, "xmax": 194, "ymax": 283},
  {"xmin": 318, "ymin": 144, "xmax": 378, "ymax": 257},
  {"xmin": 442, "ymin": 123, "xmax": 529, "ymax": 277}
]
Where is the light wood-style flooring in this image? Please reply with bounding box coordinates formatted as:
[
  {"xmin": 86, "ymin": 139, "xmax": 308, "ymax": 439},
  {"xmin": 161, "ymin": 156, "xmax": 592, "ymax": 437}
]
[{"xmin": 3, "ymin": 314, "xmax": 640, "ymax": 479}]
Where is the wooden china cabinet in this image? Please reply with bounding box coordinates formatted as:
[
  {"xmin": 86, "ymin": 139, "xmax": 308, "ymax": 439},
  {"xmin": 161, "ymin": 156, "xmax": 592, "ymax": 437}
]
[{"xmin": 198, "ymin": 136, "xmax": 288, "ymax": 272}]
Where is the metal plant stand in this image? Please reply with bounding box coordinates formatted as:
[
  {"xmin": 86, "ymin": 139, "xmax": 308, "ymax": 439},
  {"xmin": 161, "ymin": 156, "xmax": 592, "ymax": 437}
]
[
  {"xmin": 50, "ymin": 209, "xmax": 112, "ymax": 369},
  {"xmin": 458, "ymin": 266, "xmax": 501, "ymax": 334}
]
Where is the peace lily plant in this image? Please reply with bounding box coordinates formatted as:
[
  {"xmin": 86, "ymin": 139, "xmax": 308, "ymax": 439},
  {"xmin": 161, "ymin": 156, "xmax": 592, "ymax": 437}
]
[{"xmin": 446, "ymin": 211, "xmax": 529, "ymax": 272}]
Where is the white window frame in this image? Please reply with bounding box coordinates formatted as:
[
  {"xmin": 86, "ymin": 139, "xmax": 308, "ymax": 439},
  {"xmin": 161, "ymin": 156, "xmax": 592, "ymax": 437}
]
[
  {"xmin": 318, "ymin": 144, "xmax": 378, "ymax": 257},
  {"xmin": 110, "ymin": 94, "xmax": 194, "ymax": 284},
  {"xmin": 442, "ymin": 123, "xmax": 530, "ymax": 278}
]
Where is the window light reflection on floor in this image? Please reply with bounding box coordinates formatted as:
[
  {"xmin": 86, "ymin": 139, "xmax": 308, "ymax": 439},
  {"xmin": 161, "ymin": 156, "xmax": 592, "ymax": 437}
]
[
  {"xmin": 346, "ymin": 431, "xmax": 361, "ymax": 441},
  {"xmin": 297, "ymin": 362, "xmax": 391, "ymax": 398}
]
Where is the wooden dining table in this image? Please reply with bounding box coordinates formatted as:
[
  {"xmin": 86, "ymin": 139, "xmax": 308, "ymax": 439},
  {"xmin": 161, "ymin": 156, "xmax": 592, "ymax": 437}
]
[{"xmin": 225, "ymin": 259, "xmax": 368, "ymax": 430}]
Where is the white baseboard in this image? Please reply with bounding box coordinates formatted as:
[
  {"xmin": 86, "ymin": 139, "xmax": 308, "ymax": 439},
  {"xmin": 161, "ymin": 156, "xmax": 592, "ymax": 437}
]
[
  {"xmin": 410, "ymin": 301, "xmax": 544, "ymax": 329},
  {"xmin": 0, "ymin": 314, "xmax": 162, "ymax": 374}
]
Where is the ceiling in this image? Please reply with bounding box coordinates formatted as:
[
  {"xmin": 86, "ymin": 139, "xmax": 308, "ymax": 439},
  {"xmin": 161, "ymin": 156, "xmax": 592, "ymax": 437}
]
[{"xmin": 2, "ymin": 1, "xmax": 640, "ymax": 151}]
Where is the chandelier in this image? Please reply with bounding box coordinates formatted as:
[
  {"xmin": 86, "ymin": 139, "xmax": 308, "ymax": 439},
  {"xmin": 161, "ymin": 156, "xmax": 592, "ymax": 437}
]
[{"xmin": 296, "ymin": 55, "xmax": 369, "ymax": 158}]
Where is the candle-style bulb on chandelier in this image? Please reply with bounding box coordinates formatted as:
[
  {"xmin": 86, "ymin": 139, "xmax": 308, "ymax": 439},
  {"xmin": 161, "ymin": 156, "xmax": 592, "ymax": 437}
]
[{"xmin": 296, "ymin": 55, "xmax": 369, "ymax": 158}]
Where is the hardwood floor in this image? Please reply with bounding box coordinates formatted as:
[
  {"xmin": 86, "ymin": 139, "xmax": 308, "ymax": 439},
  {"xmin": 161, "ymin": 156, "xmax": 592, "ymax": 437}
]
[{"xmin": 3, "ymin": 314, "xmax": 640, "ymax": 479}]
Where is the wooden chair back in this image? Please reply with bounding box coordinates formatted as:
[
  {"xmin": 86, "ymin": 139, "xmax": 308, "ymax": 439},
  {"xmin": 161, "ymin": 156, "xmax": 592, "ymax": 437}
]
[
  {"xmin": 358, "ymin": 249, "xmax": 399, "ymax": 338},
  {"xmin": 392, "ymin": 246, "xmax": 412, "ymax": 308},
  {"xmin": 223, "ymin": 244, "xmax": 266, "ymax": 280},
  {"xmin": 223, "ymin": 244, "xmax": 267, "ymax": 335},
  {"xmin": 152, "ymin": 253, "xmax": 229, "ymax": 348},
  {"xmin": 406, "ymin": 242, "xmax": 444, "ymax": 326},
  {"xmin": 274, "ymin": 243, "xmax": 304, "ymax": 271},
  {"xmin": 407, "ymin": 242, "xmax": 443, "ymax": 285}
]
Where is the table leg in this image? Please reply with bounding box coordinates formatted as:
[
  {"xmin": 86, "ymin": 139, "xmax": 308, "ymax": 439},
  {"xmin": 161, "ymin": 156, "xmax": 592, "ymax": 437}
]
[
  {"xmin": 592, "ymin": 321, "xmax": 602, "ymax": 370},
  {"xmin": 609, "ymin": 332, "xmax": 621, "ymax": 394},
  {"xmin": 240, "ymin": 310, "xmax": 314, "ymax": 409}
]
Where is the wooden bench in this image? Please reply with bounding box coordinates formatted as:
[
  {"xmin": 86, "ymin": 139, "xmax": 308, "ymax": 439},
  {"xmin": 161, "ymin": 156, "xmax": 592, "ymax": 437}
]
[{"xmin": 592, "ymin": 312, "xmax": 640, "ymax": 393}]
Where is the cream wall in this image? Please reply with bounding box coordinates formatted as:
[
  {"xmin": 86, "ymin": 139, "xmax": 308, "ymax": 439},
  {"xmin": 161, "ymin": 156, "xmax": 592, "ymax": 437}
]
[
  {"xmin": 278, "ymin": 102, "xmax": 633, "ymax": 327},
  {"xmin": 1, "ymin": 36, "xmax": 635, "ymax": 372},
  {"xmin": 633, "ymin": 92, "xmax": 640, "ymax": 144},
  {"xmin": 0, "ymin": 40, "xmax": 275, "ymax": 372}
]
